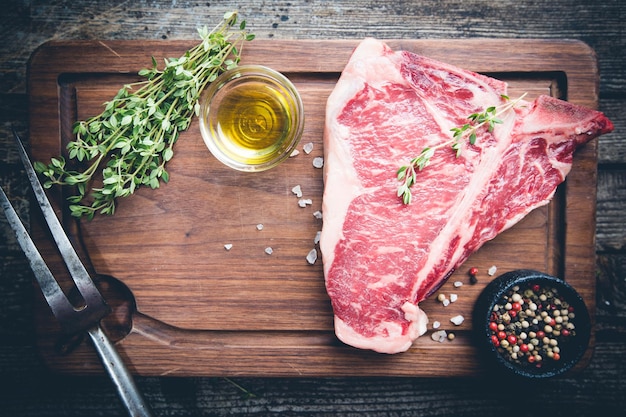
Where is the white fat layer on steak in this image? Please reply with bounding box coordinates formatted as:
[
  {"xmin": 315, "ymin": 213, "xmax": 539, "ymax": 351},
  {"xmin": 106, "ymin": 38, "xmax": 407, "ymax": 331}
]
[{"xmin": 334, "ymin": 301, "xmax": 428, "ymax": 353}]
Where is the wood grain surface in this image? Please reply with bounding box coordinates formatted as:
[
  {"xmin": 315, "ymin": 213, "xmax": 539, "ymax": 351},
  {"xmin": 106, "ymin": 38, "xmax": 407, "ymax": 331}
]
[
  {"xmin": 1, "ymin": 1, "xmax": 625, "ymax": 416},
  {"xmin": 26, "ymin": 38, "xmax": 599, "ymax": 377}
]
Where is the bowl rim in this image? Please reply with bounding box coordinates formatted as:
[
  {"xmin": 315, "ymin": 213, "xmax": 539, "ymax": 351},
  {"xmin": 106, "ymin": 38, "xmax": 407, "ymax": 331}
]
[{"xmin": 473, "ymin": 269, "xmax": 591, "ymax": 378}]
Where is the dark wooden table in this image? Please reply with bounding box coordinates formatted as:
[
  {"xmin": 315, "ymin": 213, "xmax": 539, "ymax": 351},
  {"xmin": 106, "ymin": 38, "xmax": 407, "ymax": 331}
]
[{"xmin": 1, "ymin": 1, "xmax": 624, "ymax": 415}]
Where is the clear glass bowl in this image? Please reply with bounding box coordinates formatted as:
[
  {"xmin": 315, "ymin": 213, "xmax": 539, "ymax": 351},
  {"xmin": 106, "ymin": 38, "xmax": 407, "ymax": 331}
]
[{"xmin": 199, "ymin": 65, "xmax": 304, "ymax": 172}]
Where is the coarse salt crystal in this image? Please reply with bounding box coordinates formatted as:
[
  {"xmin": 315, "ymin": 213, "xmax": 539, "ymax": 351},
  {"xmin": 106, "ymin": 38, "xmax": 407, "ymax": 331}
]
[
  {"xmin": 432, "ymin": 321, "xmax": 441, "ymax": 329},
  {"xmin": 291, "ymin": 185, "xmax": 303, "ymax": 198},
  {"xmin": 450, "ymin": 293, "xmax": 458, "ymax": 303},
  {"xmin": 256, "ymin": 224, "xmax": 264, "ymax": 231},
  {"xmin": 314, "ymin": 231, "xmax": 321, "ymax": 245},
  {"xmin": 290, "ymin": 149, "xmax": 300, "ymax": 157},
  {"xmin": 442, "ymin": 298, "xmax": 450, "ymax": 307},
  {"xmin": 298, "ymin": 198, "xmax": 313, "ymax": 208},
  {"xmin": 224, "ymin": 243, "xmax": 233, "ymax": 251},
  {"xmin": 431, "ymin": 330, "xmax": 447, "ymax": 343},
  {"xmin": 312, "ymin": 157, "xmax": 324, "ymax": 168},
  {"xmin": 453, "ymin": 281, "xmax": 463, "ymax": 288},
  {"xmin": 303, "ymin": 142, "xmax": 314, "ymax": 154},
  {"xmin": 264, "ymin": 247, "xmax": 273, "ymax": 255},
  {"xmin": 488, "ymin": 265, "xmax": 498, "ymax": 276},
  {"xmin": 306, "ymin": 248, "xmax": 318, "ymax": 264},
  {"xmin": 450, "ymin": 315, "xmax": 465, "ymax": 326},
  {"xmin": 313, "ymin": 210, "xmax": 323, "ymax": 219}
]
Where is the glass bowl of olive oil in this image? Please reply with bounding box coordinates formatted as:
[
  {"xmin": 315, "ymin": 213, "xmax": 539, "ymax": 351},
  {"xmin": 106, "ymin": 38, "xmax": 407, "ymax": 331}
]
[{"xmin": 199, "ymin": 65, "xmax": 304, "ymax": 172}]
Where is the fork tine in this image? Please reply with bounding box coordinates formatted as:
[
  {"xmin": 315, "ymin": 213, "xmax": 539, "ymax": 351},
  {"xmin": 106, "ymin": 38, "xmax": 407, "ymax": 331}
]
[
  {"xmin": 12, "ymin": 129, "xmax": 107, "ymax": 309},
  {"xmin": 7, "ymin": 129, "xmax": 109, "ymax": 333},
  {"xmin": 0, "ymin": 184, "xmax": 98, "ymax": 333}
]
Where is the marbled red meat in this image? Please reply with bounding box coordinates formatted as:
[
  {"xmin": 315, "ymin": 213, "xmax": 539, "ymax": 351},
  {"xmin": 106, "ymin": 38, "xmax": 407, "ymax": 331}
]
[{"xmin": 320, "ymin": 38, "xmax": 613, "ymax": 354}]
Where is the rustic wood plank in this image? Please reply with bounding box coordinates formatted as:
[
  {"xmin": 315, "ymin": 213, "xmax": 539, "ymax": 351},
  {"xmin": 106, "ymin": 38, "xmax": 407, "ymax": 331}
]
[
  {"xmin": 597, "ymin": 97, "xmax": 626, "ymax": 164},
  {"xmin": 596, "ymin": 168, "xmax": 626, "ymax": 252}
]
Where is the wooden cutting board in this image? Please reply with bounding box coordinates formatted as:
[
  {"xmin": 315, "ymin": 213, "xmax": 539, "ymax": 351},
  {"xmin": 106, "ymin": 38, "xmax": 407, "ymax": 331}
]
[{"xmin": 27, "ymin": 39, "xmax": 599, "ymax": 377}]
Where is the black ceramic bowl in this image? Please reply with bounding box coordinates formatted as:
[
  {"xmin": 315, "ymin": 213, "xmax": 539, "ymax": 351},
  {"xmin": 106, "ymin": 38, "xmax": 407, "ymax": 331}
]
[{"xmin": 473, "ymin": 269, "xmax": 591, "ymax": 378}]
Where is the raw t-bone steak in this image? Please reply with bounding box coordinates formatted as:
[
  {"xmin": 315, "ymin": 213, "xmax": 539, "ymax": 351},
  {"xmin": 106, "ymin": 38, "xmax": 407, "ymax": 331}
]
[{"xmin": 320, "ymin": 38, "xmax": 614, "ymax": 354}]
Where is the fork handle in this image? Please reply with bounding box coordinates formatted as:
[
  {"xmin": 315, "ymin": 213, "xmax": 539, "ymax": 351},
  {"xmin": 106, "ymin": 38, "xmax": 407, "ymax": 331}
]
[{"xmin": 87, "ymin": 325, "xmax": 154, "ymax": 417}]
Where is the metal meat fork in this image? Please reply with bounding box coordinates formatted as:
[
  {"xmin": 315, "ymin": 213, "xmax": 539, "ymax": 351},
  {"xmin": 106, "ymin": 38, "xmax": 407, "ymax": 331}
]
[{"xmin": 0, "ymin": 129, "xmax": 153, "ymax": 417}]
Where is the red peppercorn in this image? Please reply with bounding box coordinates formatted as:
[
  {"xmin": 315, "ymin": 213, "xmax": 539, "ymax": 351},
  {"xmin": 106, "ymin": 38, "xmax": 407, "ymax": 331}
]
[
  {"xmin": 528, "ymin": 355, "xmax": 536, "ymax": 363},
  {"xmin": 468, "ymin": 267, "xmax": 478, "ymax": 284},
  {"xmin": 532, "ymin": 284, "xmax": 541, "ymax": 292},
  {"xmin": 511, "ymin": 302, "xmax": 521, "ymax": 311},
  {"xmin": 491, "ymin": 335, "xmax": 500, "ymax": 346},
  {"xmin": 509, "ymin": 310, "xmax": 517, "ymax": 318},
  {"xmin": 553, "ymin": 353, "xmax": 561, "ymax": 361},
  {"xmin": 489, "ymin": 321, "xmax": 498, "ymax": 331},
  {"xmin": 561, "ymin": 329, "xmax": 570, "ymax": 337},
  {"xmin": 497, "ymin": 331, "xmax": 507, "ymax": 340},
  {"xmin": 549, "ymin": 318, "xmax": 556, "ymax": 326},
  {"xmin": 520, "ymin": 344, "xmax": 529, "ymax": 353},
  {"xmin": 507, "ymin": 334, "xmax": 517, "ymax": 345},
  {"xmin": 536, "ymin": 330, "xmax": 545, "ymax": 339}
]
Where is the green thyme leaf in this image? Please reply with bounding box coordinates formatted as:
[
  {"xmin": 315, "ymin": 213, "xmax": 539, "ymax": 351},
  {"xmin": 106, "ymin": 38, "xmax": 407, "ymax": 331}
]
[
  {"xmin": 396, "ymin": 93, "xmax": 528, "ymax": 205},
  {"xmin": 35, "ymin": 11, "xmax": 254, "ymax": 218}
]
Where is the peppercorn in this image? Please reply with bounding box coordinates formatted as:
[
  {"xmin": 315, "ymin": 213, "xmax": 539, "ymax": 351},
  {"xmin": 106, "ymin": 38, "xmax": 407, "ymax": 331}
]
[{"xmin": 468, "ymin": 267, "xmax": 479, "ymax": 284}]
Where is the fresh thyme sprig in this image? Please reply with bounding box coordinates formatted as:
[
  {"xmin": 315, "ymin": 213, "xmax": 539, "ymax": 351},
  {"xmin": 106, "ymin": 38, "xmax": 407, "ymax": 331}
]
[
  {"xmin": 34, "ymin": 11, "xmax": 255, "ymax": 219},
  {"xmin": 396, "ymin": 93, "xmax": 527, "ymax": 205}
]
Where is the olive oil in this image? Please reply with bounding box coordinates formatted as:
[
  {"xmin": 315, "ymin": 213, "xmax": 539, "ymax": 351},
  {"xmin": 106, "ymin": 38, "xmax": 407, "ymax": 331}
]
[
  {"xmin": 200, "ymin": 65, "xmax": 304, "ymax": 171},
  {"xmin": 213, "ymin": 82, "xmax": 292, "ymax": 165}
]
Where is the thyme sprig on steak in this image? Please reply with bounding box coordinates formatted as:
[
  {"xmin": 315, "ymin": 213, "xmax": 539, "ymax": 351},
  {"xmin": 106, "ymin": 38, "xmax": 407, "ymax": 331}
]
[{"xmin": 396, "ymin": 93, "xmax": 527, "ymax": 205}]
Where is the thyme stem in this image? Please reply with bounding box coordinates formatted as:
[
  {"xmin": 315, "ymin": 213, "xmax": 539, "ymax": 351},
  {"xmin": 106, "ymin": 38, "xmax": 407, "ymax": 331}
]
[{"xmin": 396, "ymin": 93, "xmax": 527, "ymax": 205}]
